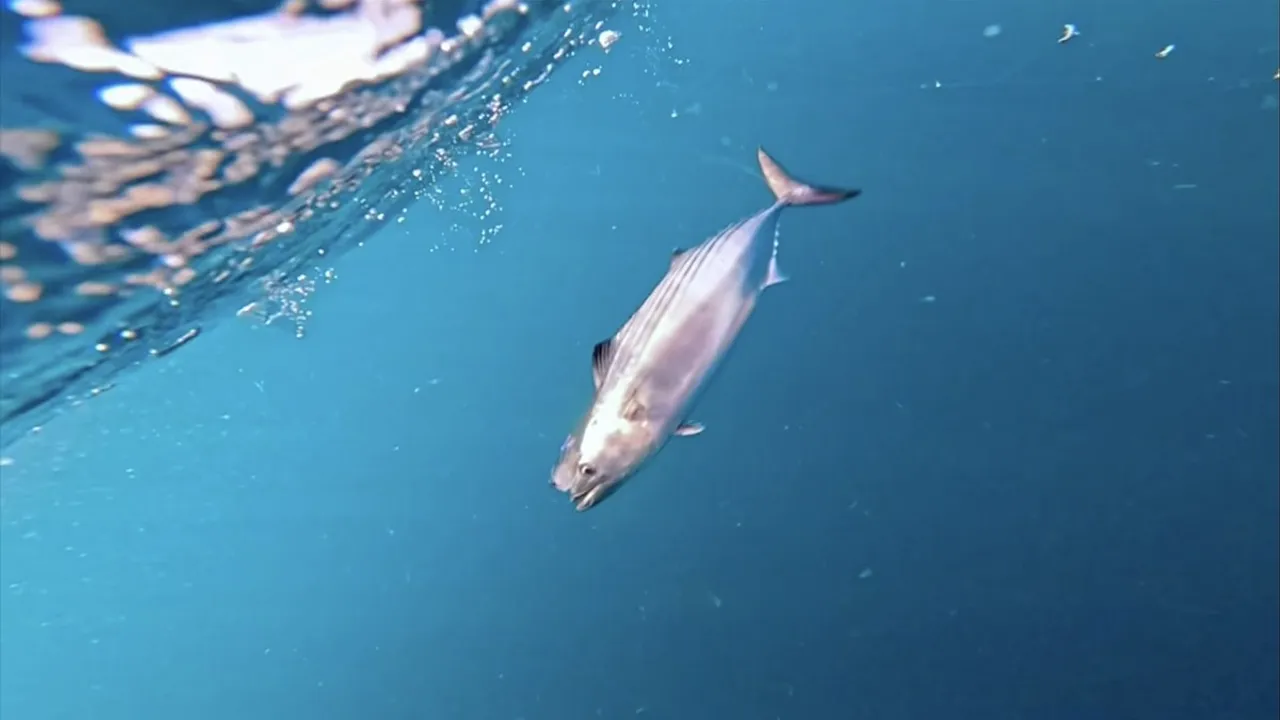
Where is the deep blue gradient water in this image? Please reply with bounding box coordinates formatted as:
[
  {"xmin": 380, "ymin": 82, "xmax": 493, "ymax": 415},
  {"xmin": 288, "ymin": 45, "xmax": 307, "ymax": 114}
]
[{"xmin": 1, "ymin": 1, "xmax": 1278, "ymax": 719}]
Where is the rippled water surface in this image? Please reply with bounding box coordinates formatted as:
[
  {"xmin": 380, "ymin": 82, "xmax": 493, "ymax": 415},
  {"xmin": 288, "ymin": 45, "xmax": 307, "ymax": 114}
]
[{"xmin": 0, "ymin": 0, "xmax": 633, "ymax": 447}]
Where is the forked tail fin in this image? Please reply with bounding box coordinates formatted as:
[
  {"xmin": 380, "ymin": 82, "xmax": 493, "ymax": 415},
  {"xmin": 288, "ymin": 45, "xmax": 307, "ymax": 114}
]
[{"xmin": 757, "ymin": 147, "xmax": 861, "ymax": 207}]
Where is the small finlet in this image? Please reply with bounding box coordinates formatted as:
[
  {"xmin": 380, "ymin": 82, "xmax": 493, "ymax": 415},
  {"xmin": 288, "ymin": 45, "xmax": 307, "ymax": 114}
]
[
  {"xmin": 757, "ymin": 147, "xmax": 861, "ymax": 207},
  {"xmin": 674, "ymin": 422, "xmax": 704, "ymax": 437},
  {"xmin": 591, "ymin": 338, "xmax": 615, "ymax": 390},
  {"xmin": 763, "ymin": 254, "xmax": 789, "ymax": 289}
]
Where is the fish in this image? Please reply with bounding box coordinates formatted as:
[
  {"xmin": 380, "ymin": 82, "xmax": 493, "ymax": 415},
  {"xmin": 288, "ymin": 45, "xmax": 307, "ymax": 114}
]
[{"xmin": 550, "ymin": 147, "xmax": 861, "ymax": 511}]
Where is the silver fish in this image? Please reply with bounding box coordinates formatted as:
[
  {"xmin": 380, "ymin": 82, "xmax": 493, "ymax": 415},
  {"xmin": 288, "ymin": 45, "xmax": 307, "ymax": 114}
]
[{"xmin": 551, "ymin": 147, "xmax": 860, "ymax": 511}]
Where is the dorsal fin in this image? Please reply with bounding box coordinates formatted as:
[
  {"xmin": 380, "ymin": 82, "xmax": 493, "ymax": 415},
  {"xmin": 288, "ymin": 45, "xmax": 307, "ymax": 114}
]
[
  {"xmin": 591, "ymin": 338, "xmax": 615, "ymax": 390},
  {"xmin": 669, "ymin": 247, "xmax": 687, "ymax": 269}
]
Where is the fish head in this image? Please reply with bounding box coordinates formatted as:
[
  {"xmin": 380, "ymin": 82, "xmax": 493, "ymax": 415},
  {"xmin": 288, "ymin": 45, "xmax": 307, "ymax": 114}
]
[{"xmin": 550, "ymin": 408, "xmax": 656, "ymax": 511}]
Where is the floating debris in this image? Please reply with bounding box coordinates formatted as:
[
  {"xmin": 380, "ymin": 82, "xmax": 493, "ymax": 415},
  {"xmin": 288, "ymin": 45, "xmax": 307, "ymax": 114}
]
[
  {"xmin": 1155, "ymin": 44, "xmax": 1176, "ymax": 59},
  {"xmin": 598, "ymin": 29, "xmax": 620, "ymax": 52},
  {"xmin": 150, "ymin": 327, "xmax": 200, "ymax": 358}
]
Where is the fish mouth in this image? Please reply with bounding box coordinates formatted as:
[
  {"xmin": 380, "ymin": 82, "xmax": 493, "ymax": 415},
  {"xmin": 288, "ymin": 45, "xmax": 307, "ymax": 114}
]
[
  {"xmin": 550, "ymin": 464, "xmax": 610, "ymax": 511},
  {"xmin": 570, "ymin": 483, "xmax": 610, "ymax": 511}
]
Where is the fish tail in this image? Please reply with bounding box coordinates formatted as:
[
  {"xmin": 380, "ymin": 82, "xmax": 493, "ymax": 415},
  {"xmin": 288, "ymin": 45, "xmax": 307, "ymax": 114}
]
[{"xmin": 757, "ymin": 147, "xmax": 861, "ymax": 207}]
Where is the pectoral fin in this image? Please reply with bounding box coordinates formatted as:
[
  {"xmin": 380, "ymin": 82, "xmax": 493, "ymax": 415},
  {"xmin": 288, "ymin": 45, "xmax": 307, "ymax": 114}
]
[
  {"xmin": 674, "ymin": 422, "xmax": 705, "ymax": 437},
  {"xmin": 623, "ymin": 396, "xmax": 646, "ymax": 422}
]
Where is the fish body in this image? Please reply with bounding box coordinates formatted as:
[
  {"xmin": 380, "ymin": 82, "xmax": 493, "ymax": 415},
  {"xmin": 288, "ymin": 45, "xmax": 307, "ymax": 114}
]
[{"xmin": 551, "ymin": 148, "xmax": 860, "ymax": 511}]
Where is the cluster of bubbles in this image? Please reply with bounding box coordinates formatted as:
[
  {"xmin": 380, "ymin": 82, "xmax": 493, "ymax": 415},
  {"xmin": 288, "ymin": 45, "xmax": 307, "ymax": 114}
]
[
  {"xmin": 0, "ymin": 0, "xmax": 647, "ymax": 448},
  {"xmin": 236, "ymin": 266, "xmax": 337, "ymax": 339}
]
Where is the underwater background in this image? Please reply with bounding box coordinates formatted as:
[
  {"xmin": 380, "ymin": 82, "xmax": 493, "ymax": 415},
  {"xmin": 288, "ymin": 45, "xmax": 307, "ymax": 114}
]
[{"xmin": 1, "ymin": 0, "xmax": 1278, "ymax": 718}]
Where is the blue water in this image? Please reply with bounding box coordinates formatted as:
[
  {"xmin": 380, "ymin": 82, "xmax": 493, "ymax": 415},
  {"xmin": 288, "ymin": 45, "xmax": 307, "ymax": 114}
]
[{"xmin": 2, "ymin": 0, "xmax": 1278, "ymax": 718}]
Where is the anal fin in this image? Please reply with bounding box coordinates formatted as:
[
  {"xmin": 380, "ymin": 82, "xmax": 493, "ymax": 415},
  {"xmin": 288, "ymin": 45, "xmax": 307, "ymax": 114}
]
[
  {"xmin": 674, "ymin": 422, "xmax": 705, "ymax": 437},
  {"xmin": 762, "ymin": 254, "xmax": 789, "ymax": 289}
]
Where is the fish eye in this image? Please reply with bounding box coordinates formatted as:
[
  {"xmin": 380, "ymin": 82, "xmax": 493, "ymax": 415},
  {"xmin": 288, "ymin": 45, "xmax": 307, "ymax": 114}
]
[{"xmin": 578, "ymin": 462, "xmax": 597, "ymax": 478}]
